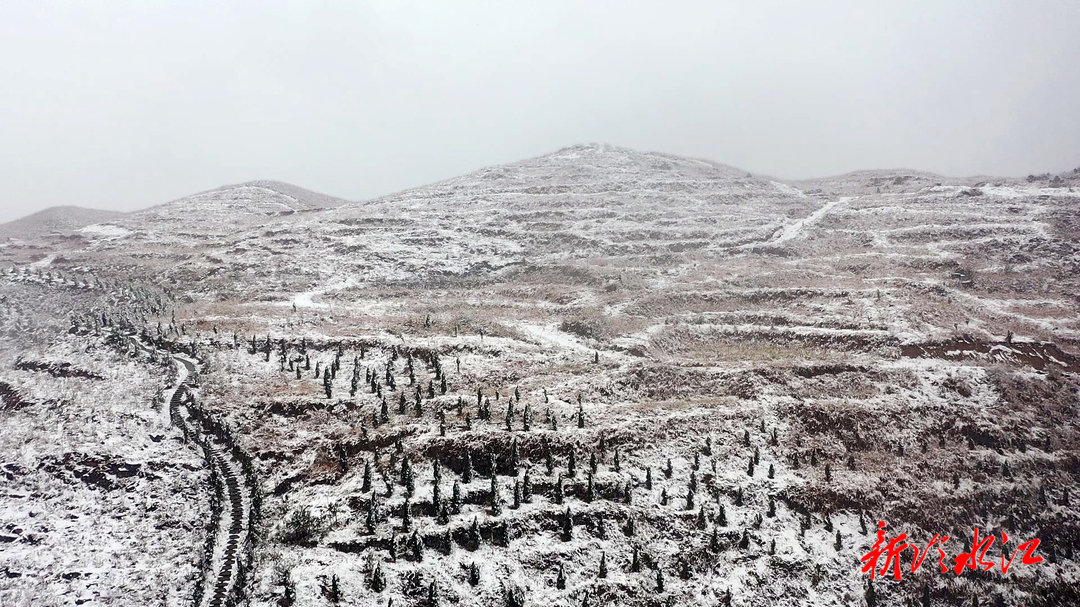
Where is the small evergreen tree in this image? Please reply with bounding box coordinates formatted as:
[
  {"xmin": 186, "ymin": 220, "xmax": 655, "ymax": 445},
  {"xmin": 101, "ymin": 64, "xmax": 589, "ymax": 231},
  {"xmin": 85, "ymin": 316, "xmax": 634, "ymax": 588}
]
[
  {"xmin": 468, "ymin": 516, "xmax": 482, "ymax": 550},
  {"xmin": 561, "ymin": 507, "xmax": 574, "ymax": 541},
  {"xmin": 282, "ymin": 570, "xmax": 296, "ymax": 605},
  {"xmin": 371, "ymin": 562, "xmax": 386, "ymax": 592},
  {"xmin": 463, "ymin": 453, "xmax": 473, "ymax": 484},
  {"xmin": 366, "ymin": 499, "xmax": 377, "ymax": 534},
  {"xmin": 490, "ymin": 476, "xmax": 503, "ymax": 516},
  {"xmin": 411, "ymin": 530, "xmax": 424, "ymax": 561}
]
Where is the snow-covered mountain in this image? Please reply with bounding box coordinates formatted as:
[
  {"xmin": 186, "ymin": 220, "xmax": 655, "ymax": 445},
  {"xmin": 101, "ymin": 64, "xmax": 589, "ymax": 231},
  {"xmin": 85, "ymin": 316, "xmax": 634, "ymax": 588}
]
[
  {"xmin": 127, "ymin": 180, "xmax": 352, "ymax": 231},
  {"xmin": 1, "ymin": 146, "xmax": 1079, "ymax": 607},
  {"xmin": 0, "ymin": 205, "xmax": 126, "ymax": 241}
]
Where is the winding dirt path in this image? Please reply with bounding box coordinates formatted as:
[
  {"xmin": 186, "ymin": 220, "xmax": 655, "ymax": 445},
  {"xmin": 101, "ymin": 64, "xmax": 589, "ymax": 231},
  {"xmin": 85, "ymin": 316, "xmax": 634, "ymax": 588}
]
[{"xmin": 161, "ymin": 348, "xmax": 255, "ymax": 607}]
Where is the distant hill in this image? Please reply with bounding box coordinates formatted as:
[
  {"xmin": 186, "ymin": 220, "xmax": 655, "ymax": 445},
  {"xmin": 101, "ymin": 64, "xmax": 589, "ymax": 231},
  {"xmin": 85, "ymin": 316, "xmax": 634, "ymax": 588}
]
[
  {"xmin": 146, "ymin": 179, "xmax": 352, "ymax": 213},
  {"xmin": 127, "ymin": 180, "xmax": 353, "ymax": 232},
  {"xmin": 0, "ymin": 206, "xmax": 126, "ymax": 241},
  {"xmin": 235, "ymin": 180, "xmax": 353, "ymax": 210},
  {"xmin": 0, "ymin": 181, "xmax": 351, "ymax": 241}
]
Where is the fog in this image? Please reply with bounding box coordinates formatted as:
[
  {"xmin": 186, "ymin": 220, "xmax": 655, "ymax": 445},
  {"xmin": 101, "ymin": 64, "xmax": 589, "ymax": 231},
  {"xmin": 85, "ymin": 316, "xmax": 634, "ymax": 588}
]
[{"xmin": 2, "ymin": 1, "xmax": 1078, "ymax": 222}]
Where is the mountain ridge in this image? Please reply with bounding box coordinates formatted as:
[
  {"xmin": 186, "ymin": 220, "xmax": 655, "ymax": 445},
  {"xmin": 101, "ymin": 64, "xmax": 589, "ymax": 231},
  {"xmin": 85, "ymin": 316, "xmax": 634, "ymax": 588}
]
[
  {"xmin": 3, "ymin": 144, "xmax": 1076, "ymax": 234},
  {"xmin": 0, "ymin": 180, "xmax": 353, "ymax": 236}
]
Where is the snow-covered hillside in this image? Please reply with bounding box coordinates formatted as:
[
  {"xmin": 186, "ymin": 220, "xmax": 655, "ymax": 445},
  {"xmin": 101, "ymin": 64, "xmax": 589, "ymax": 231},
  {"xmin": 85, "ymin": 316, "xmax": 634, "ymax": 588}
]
[
  {"xmin": 0, "ymin": 206, "xmax": 126, "ymax": 241},
  {"xmin": 1, "ymin": 145, "xmax": 1079, "ymax": 607}
]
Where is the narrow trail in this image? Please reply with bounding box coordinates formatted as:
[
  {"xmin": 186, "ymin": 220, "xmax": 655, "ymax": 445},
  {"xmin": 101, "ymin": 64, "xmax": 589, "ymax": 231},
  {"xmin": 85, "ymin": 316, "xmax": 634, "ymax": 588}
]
[
  {"xmin": 5, "ymin": 267, "xmax": 257, "ymax": 607},
  {"xmin": 769, "ymin": 196, "xmax": 851, "ymax": 245},
  {"xmin": 738, "ymin": 196, "xmax": 851, "ymax": 250},
  {"xmin": 163, "ymin": 350, "xmax": 256, "ymax": 607}
]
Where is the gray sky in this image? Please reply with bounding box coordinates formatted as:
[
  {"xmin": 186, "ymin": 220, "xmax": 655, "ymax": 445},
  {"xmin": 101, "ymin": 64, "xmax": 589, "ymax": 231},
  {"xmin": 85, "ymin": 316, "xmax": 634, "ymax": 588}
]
[{"xmin": 2, "ymin": 1, "xmax": 1079, "ymax": 223}]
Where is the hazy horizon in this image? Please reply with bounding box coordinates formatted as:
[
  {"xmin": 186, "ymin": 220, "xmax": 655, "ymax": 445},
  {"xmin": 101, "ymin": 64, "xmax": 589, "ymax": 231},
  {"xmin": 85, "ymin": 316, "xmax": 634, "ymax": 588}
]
[{"xmin": 3, "ymin": 1, "xmax": 1079, "ymax": 223}]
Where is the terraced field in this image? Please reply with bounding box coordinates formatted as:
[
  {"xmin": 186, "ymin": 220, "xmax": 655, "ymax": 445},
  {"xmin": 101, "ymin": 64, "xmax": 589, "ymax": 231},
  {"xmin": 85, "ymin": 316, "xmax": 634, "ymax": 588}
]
[{"xmin": 1, "ymin": 145, "xmax": 1078, "ymax": 606}]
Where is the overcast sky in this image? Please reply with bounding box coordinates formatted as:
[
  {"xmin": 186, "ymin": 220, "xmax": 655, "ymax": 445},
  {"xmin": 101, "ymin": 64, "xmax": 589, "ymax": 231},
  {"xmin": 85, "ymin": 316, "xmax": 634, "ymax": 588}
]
[{"xmin": 2, "ymin": 1, "xmax": 1079, "ymax": 223}]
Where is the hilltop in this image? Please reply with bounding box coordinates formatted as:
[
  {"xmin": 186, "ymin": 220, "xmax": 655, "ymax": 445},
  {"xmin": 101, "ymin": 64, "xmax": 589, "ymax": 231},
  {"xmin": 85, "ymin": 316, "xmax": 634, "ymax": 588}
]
[{"xmin": 0, "ymin": 205, "xmax": 126, "ymax": 241}]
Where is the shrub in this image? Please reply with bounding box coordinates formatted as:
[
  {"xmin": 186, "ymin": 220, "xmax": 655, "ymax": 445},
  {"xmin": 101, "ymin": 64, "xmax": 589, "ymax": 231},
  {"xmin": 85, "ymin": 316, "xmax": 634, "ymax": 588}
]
[{"xmin": 280, "ymin": 506, "xmax": 324, "ymax": 545}]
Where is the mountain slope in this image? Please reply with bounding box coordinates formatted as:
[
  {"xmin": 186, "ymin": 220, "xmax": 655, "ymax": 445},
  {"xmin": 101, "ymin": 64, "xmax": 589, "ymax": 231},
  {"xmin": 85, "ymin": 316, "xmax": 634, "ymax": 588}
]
[
  {"xmin": 0, "ymin": 206, "xmax": 126, "ymax": 241},
  {"xmin": 128, "ymin": 180, "xmax": 351, "ymax": 232},
  {"xmin": 1, "ymin": 145, "xmax": 1080, "ymax": 607}
]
